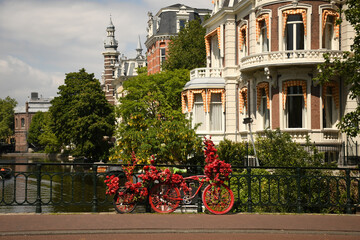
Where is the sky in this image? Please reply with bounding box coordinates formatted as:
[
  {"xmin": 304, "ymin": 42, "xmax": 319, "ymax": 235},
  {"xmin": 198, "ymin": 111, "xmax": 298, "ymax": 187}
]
[{"xmin": 0, "ymin": 0, "xmax": 213, "ymax": 106}]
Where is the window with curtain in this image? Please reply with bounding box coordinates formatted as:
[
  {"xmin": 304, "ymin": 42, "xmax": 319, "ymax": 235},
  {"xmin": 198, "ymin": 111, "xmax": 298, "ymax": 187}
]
[
  {"xmin": 260, "ymin": 88, "xmax": 270, "ymax": 129},
  {"xmin": 286, "ymin": 14, "xmax": 304, "ymax": 50},
  {"xmin": 21, "ymin": 118, "xmax": 25, "ymax": 128},
  {"xmin": 286, "ymin": 86, "xmax": 304, "ymax": 128},
  {"xmin": 194, "ymin": 94, "xmax": 205, "ymax": 131},
  {"xmin": 322, "ymin": 16, "xmax": 334, "ymax": 49},
  {"xmin": 210, "ymin": 93, "xmax": 222, "ymax": 131}
]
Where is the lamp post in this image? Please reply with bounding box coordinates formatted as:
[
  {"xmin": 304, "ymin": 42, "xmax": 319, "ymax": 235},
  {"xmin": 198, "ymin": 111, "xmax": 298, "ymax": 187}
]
[{"xmin": 243, "ymin": 117, "xmax": 259, "ymax": 166}]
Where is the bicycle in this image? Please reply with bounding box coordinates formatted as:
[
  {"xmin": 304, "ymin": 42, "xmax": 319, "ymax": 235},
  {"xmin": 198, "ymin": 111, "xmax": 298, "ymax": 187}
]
[{"xmin": 113, "ymin": 174, "xmax": 234, "ymax": 215}]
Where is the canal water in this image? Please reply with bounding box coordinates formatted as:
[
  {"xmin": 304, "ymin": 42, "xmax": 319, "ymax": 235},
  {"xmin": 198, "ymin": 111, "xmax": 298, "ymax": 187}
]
[{"xmin": 0, "ymin": 156, "xmax": 114, "ymax": 213}]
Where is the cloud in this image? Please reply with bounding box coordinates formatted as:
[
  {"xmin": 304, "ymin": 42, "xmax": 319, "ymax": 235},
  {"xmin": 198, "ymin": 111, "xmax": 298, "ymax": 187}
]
[{"xmin": 0, "ymin": 55, "xmax": 63, "ymax": 105}]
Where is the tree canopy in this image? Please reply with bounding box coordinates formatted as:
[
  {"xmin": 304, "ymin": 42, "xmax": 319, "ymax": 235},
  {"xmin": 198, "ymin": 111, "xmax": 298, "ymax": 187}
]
[
  {"xmin": 27, "ymin": 111, "xmax": 61, "ymax": 153},
  {"xmin": 162, "ymin": 18, "xmax": 207, "ymax": 71},
  {"xmin": 0, "ymin": 96, "xmax": 17, "ymax": 142},
  {"xmin": 50, "ymin": 68, "xmax": 115, "ymax": 160},
  {"xmin": 315, "ymin": 0, "xmax": 360, "ymax": 137},
  {"xmin": 111, "ymin": 69, "xmax": 202, "ymax": 164}
]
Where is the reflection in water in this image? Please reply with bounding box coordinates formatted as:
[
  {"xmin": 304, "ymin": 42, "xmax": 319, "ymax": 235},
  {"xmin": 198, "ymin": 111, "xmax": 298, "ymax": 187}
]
[{"xmin": 0, "ymin": 156, "xmax": 114, "ymax": 213}]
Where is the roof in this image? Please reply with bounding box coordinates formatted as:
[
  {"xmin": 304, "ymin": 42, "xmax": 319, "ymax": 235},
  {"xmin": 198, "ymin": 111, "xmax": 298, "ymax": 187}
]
[{"xmin": 183, "ymin": 77, "xmax": 225, "ymax": 90}]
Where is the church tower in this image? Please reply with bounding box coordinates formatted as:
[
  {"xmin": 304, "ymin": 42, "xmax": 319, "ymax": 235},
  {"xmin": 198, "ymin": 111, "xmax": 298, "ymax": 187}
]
[{"xmin": 102, "ymin": 16, "xmax": 119, "ymax": 105}]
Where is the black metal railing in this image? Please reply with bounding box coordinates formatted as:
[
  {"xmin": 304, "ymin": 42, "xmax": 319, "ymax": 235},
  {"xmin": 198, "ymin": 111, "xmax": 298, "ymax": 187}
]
[{"xmin": 0, "ymin": 163, "xmax": 359, "ymax": 214}]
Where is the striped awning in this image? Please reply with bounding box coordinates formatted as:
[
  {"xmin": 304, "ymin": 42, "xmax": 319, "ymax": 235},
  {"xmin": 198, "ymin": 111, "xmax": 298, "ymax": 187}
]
[
  {"xmin": 322, "ymin": 81, "xmax": 340, "ymax": 109},
  {"xmin": 282, "ymin": 80, "xmax": 307, "ymax": 109},
  {"xmin": 205, "ymin": 27, "xmax": 221, "ymax": 57},
  {"xmin": 322, "ymin": 9, "xmax": 340, "ymax": 38},
  {"xmin": 256, "ymin": 82, "xmax": 270, "ymax": 110},
  {"xmin": 239, "ymin": 88, "xmax": 248, "ymax": 114},
  {"xmin": 282, "ymin": 9, "xmax": 307, "ymax": 36},
  {"xmin": 256, "ymin": 14, "xmax": 270, "ymax": 42},
  {"xmin": 239, "ymin": 24, "xmax": 247, "ymax": 50}
]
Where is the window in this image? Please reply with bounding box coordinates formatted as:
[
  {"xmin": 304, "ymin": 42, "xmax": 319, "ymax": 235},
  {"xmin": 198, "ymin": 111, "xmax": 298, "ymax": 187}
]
[
  {"xmin": 322, "ymin": 16, "xmax": 334, "ymax": 49},
  {"xmin": 21, "ymin": 118, "xmax": 25, "ymax": 128},
  {"xmin": 179, "ymin": 19, "xmax": 186, "ymax": 30},
  {"xmin": 260, "ymin": 20, "xmax": 269, "ymax": 52},
  {"xmin": 286, "ymin": 14, "xmax": 304, "ymax": 50},
  {"xmin": 286, "ymin": 86, "xmax": 304, "ymax": 128},
  {"xmin": 194, "ymin": 94, "xmax": 205, "ymax": 131},
  {"xmin": 160, "ymin": 48, "xmax": 166, "ymax": 65},
  {"xmin": 210, "ymin": 94, "xmax": 222, "ymax": 131},
  {"xmin": 323, "ymin": 86, "xmax": 338, "ymax": 128},
  {"xmin": 260, "ymin": 89, "xmax": 270, "ymax": 129}
]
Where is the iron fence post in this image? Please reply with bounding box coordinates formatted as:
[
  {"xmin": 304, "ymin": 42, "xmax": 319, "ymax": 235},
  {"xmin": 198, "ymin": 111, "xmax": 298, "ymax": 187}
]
[
  {"xmin": 296, "ymin": 168, "xmax": 303, "ymax": 213},
  {"xmin": 35, "ymin": 163, "xmax": 42, "ymax": 213},
  {"xmin": 197, "ymin": 166, "xmax": 202, "ymax": 213},
  {"xmin": 345, "ymin": 169, "xmax": 352, "ymax": 214},
  {"xmin": 247, "ymin": 167, "xmax": 252, "ymax": 213},
  {"xmin": 92, "ymin": 164, "xmax": 98, "ymax": 213}
]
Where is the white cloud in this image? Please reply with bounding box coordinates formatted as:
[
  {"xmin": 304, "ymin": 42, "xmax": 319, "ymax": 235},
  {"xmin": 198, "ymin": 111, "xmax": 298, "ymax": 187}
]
[{"xmin": 0, "ymin": 55, "xmax": 63, "ymax": 105}]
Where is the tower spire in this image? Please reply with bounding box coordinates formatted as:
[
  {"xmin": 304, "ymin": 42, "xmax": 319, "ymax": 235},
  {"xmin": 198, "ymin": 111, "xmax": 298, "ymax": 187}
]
[
  {"xmin": 104, "ymin": 15, "xmax": 118, "ymax": 51},
  {"xmin": 136, "ymin": 35, "xmax": 143, "ymax": 57}
]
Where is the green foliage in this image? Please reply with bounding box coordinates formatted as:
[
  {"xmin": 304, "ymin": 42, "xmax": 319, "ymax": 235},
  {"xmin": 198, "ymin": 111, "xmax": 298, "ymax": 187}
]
[
  {"xmin": 28, "ymin": 112, "xmax": 61, "ymax": 153},
  {"xmin": 27, "ymin": 112, "xmax": 45, "ymax": 149},
  {"xmin": 315, "ymin": 0, "xmax": 360, "ymax": 137},
  {"xmin": 162, "ymin": 18, "xmax": 206, "ymax": 71},
  {"xmin": 255, "ymin": 129, "xmax": 325, "ymax": 168},
  {"xmin": 50, "ymin": 68, "xmax": 115, "ymax": 160},
  {"xmin": 0, "ymin": 96, "xmax": 17, "ymax": 141},
  {"xmin": 217, "ymin": 139, "xmax": 250, "ymax": 167},
  {"xmin": 111, "ymin": 69, "xmax": 202, "ymax": 164},
  {"xmin": 224, "ymin": 130, "xmax": 344, "ymax": 213}
]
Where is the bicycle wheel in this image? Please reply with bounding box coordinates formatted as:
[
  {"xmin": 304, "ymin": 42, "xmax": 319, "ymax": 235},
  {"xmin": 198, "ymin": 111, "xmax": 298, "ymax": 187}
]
[
  {"xmin": 149, "ymin": 183, "xmax": 181, "ymax": 213},
  {"xmin": 113, "ymin": 187, "xmax": 137, "ymax": 214},
  {"xmin": 202, "ymin": 183, "xmax": 234, "ymax": 215}
]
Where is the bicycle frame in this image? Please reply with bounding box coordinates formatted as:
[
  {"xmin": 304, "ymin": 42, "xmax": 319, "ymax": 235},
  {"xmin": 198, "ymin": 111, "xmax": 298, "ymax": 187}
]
[{"xmin": 169, "ymin": 175, "xmax": 207, "ymax": 202}]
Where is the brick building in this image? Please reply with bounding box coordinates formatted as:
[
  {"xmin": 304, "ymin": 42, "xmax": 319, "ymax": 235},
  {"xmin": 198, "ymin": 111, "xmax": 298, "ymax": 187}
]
[
  {"xmin": 14, "ymin": 92, "xmax": 52, "ymax": 152},
  {"xmin": 145, "ymin": 4, "xmax": 211, "ymax": 75}
]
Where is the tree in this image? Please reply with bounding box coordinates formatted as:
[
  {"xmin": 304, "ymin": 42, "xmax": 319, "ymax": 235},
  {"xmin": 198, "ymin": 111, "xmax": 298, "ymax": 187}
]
[
  {"xmin": 315, "ymin": 0, "xmax": 360, "ymax": 137},
  {"xmin": 111, "ymin": 69, "xmax": 202, "ymax": 164},
  {"xmin": 27, "ymin": 112, "xmax": 45, "ymax": 149},
  {"xmin": 162, "ymin": 18, "xmax": 207, "ymax": 71},
  {"xmin": 0, "ymin": 96, "xmax": 17, "ymax": 142},
  {"xmin": 27, "ymin": 111, "xmax": 61, "ymax": 153},
  {"xmin": 50, "ymin": 68, "xmax": 115, "ymax": 160}
]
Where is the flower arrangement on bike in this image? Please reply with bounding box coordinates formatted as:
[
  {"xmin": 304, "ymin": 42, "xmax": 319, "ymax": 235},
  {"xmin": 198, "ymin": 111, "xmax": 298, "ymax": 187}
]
[{"xmin": 105, "ymin": 138, "xmax": 234, "ymax": 214}]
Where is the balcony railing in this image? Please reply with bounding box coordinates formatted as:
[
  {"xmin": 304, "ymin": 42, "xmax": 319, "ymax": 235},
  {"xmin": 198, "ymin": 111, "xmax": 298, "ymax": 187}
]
[
  {"xmin": 190, "ymin": 67, "xmax": 222, "ymax": 80},
  {"xmin": 241, "ymin": 50, "xmax": 343, "ymax": 70}
]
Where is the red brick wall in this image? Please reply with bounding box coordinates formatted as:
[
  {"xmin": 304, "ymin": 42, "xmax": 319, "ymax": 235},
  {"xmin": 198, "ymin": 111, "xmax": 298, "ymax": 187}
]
[
  {"xmin": 147, "ymin": 39, "xmax": 171, "ymax": 75},
  {"xmin": 311, "ymin": 85, "xmax": 321, "ymax": 129},
  {"xmin": 271, "ymin": 86, "xmax": 280, "ymax": 129}
]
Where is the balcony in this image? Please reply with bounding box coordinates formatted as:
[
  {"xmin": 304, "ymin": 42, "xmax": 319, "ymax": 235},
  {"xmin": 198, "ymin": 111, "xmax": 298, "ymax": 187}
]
[
  {"xmin": 185, "ymin": 68, "xmax": 224, "ymax": 90},
  {"xmin": 240, "ymin": 50, "xmax": 343, "ymax": 71},
  {"xmin": 190, "ymin": 68, "xmax": 222, "ymax": 80}
]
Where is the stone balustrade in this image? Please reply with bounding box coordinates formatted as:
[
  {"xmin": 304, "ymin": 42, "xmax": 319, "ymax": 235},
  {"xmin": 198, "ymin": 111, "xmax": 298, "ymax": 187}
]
[{"xmin": 240, "ymin": 50, "xmax": 343, "ymax": 71}]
